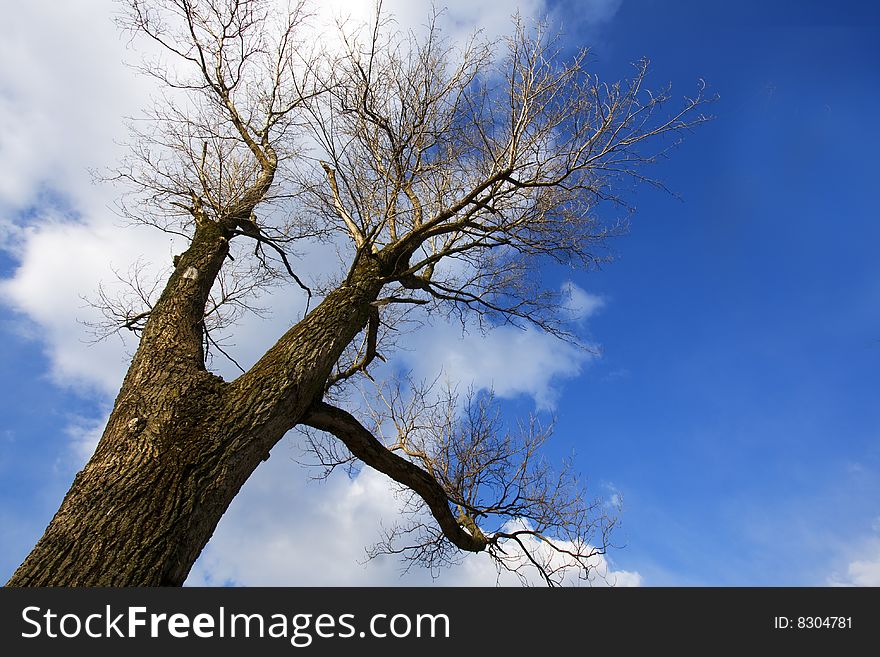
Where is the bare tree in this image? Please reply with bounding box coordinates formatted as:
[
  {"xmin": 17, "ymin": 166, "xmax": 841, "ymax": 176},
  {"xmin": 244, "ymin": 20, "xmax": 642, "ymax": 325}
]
[{"xmin": 7, "ymin": 0, "xmax": 711, "ymax": 586}]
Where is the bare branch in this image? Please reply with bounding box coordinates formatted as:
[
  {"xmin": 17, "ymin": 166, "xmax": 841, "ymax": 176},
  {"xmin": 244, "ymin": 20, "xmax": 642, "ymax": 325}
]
[
  {"xmin": 344, "ymin": 377, "xmax": 616, "ymax": 585},
  {"xmin": 301, "ymin": 400, "xmax": 488, "ymax": 553}
]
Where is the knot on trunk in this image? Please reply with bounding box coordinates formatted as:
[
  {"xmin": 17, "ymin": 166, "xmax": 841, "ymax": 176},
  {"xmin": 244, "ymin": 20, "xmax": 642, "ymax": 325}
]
[{"xmin": 126, "ymin": 417, "xmax": 146, "ymax": 435}]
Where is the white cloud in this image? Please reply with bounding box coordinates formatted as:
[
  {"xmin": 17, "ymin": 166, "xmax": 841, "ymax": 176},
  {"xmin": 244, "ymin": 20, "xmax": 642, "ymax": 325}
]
[
  {"xmin": 63, "ymin": 413, "xmax": 108, "ymax": 467},
  {"xmin": 187, "ymin": 444, "xmax": 640, "ymax": 586},
  {"xmin": 838, "ymin": 556, "xmax": 880, "ymax": 586},
  {"xmin": 187, "ymin": 452, "xmax": 408, "ymax": 586},
  {"xmin": 318, "ymin": 0, "xmax": 546, "ymax": 44},
  {"xmin": 397, "ymin": 320, "xmax": 595, "ymax": 410},
  {"xmin": 1, "ymin": 217, "xmax": 182, "ymax": 395},
  {"xmin": 828, "ymin": 535, "xmax": 880, "ymax": 587},
  {"xmin": 0, "ymin": 0, "xmax": 154, "ymax": 213},
  {"xmin": 0, "ymin": 0, "xmax": 173, "ymax": 397},
  {"xmin": 319, "ymin": 0, "xmax": 624, "ymax": 38},
  {"xmin": 561, "ymin": 281, "xmax": 605, "ymax": 324}
]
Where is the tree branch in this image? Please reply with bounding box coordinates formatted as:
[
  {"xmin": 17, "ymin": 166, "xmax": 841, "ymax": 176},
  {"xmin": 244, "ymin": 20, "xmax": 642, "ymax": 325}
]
[
  {"xmin": 325, "ymin": 306, "xmax": 384, "ymax": 389},
  {"xmin": 301, "ymin": 400, "xmax": 489, "ymax": 553},
  {"xmin": 319, "ymin": 160, "xmax": 367, "ymax": 248}
]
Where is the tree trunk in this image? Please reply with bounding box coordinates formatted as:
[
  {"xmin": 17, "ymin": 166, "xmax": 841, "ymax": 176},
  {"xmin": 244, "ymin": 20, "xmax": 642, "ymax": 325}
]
[{"xmin": 6, "ymin": 226, "xmax": 384, "ymax": 586}]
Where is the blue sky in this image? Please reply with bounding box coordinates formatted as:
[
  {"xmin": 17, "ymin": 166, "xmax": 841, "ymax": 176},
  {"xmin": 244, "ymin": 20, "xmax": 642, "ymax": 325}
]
[
  {"xmin": 550, "ymin": 0, "xmax": 880, "ymax": 584},
  {"xmin": 1, "ymin": 0, "xmax": 879, "ymax": 586}
]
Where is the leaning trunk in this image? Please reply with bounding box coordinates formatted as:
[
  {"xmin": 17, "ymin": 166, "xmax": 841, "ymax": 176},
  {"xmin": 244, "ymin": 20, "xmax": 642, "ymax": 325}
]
[{"xmin": 6, "ymin": 226, "xmax": 383, "ymax": 586}]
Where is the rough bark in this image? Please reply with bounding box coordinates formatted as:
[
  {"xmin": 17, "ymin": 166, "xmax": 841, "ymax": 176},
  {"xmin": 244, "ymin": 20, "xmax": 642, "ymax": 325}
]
[{"xmin": 6, "ymin": 231, "xmax": 385, "ymax": 586}]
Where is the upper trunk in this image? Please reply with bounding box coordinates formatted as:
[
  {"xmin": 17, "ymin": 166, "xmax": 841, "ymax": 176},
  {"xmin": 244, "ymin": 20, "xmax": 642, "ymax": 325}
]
[{"xmin": 6, "ymin": 236, "xmax": 385, "ymax": 586}]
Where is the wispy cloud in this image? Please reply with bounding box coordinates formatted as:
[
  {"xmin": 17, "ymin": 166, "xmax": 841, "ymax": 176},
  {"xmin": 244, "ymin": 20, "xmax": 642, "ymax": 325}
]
[
  {"xmin": 828, "ymin": 520, "xmax": 880, "ymax": 587},
  {"xmin": 560, "ymin": 281, "xmax": 605, "ymax": 324},
  {"xmin": 62, "ymin": 414, "xmax": 108, "ymax": 467}
]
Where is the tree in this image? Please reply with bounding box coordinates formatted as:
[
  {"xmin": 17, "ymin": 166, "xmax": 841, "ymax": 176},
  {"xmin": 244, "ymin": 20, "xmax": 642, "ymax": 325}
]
[{"xmin": 6, "ymin": 0, "xmax": 710, "ymax": 587}]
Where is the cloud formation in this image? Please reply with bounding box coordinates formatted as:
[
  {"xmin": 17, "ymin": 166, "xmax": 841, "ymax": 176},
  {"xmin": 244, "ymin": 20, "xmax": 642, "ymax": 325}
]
[
  {"xmin": 397, "ymin": 320, "xmax": 595, "ymax": 410},
  {"xmin": 836, "ymin": 554, "xmax": 880, "ymax": 586},
  {"xmin": 187, "ymin": 449, "xmax": 640, "ymax": 586},
  {"xmin": 828, "ymin": 528, "xmax": 880, "ymax": 587}
]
